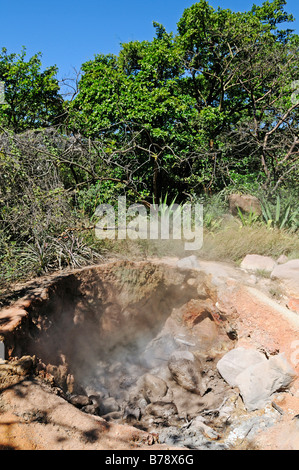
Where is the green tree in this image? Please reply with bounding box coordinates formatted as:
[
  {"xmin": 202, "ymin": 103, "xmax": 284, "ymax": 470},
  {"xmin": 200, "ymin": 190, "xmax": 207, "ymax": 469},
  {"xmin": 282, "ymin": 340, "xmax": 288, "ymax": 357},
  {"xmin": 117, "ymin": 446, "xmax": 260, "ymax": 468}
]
[
  {"xmin": 69, "ymin": 25, "xmax": 200, "ymax": 202},
  {"xmin": 68, "ymin": 0, "xmax": 298, "ymax": 199},
  {"xmin": 177, "ymin": 0, "xmax": 298, "ymax": 190},
  {"xmin": 0, "ymin": 47, "xmax": 64, "ymax": 133}
]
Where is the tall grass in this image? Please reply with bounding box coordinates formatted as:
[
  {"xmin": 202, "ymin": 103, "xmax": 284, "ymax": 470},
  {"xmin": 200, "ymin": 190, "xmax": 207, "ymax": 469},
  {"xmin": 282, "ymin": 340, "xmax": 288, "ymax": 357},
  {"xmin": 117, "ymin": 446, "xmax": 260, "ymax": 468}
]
[{"xmin": 199, "ymin": 222, "xmax": 299, "ymax": 262}]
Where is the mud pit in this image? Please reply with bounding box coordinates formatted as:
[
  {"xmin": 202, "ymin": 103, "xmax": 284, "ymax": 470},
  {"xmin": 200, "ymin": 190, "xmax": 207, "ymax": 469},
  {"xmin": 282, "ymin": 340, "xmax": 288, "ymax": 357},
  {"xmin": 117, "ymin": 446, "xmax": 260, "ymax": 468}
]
[{"xmin": 0, "ymin": 258, "xmax": 298, "ymax": 450}]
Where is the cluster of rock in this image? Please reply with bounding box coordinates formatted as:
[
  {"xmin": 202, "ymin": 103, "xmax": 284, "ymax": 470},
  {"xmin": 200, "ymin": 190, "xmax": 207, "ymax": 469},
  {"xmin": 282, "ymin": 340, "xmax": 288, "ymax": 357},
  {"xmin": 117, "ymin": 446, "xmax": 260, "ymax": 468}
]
[
  {"xmin": 217, "ymin": 347, "xmax": 296, "ymax": 411},
  {"xmin": 64, "ymin": 345, "xmax": 234, "ymax": 450},
  {"xmin": 226, "ymin": 193, "xmax": 299, "ymax": 309},
  {"xmin": 64, "ymin": 341, "xmax": 296, "ymax": 449},
  {"xmin": 1, "ymin": 343, "xmax": 295, "ymax": 449}
]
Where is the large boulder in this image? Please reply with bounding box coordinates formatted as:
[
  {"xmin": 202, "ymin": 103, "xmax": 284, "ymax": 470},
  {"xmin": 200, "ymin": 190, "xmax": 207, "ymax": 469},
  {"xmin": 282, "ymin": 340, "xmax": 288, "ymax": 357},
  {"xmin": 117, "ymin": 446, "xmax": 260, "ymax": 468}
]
[
  {"xmin": 138, "ymin": 373, "xmax": 169, "ymax": 403},
  {"xmin": 217, "ymin": 348, "xmax": 296, "ymax": 411},
  {"xmin": 99, "ymin": 397, "xmax": 120, "ymax": 415},
  {"xmin": 235, "ymin": 353, "xmax": 296, "ymax": 411},
  {"xmin": 270, "ymin": 259, "xmax": 299, "ymax": 297},
  {"xmin": 240, "ymin": 254, "xmax": 277, "ymax": 273},
  {"xmin": 217, "ymin": 347, "xmax": 267, "ymax": 387},
  {"xmin": 228, "ymin": 194, "xmax": 262, "ymax": 216},
  {"xmin": 168, "ymin": 350, "xmax": 205, "ymax": 395}
]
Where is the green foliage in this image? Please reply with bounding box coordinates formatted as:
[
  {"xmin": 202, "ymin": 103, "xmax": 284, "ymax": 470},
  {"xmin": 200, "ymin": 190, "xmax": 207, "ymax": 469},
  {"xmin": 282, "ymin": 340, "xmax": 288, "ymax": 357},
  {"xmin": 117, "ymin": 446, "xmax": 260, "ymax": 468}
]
[
  {"xmin": 260, "ymin": 194, "xmax": 299, "ymax": 230},
  {"xmin": 0, "ymin": 47, "xmax": 64, "ymax": 132},
  {"xmin": 0, "ymin": 0, "xmax": 298, "ymax": 289},
  {"xmin": 237, "ymin": 207, "xmax": 261, "ymax": 227},
  {"xmin": 75, "ymin": 181, "xmax": 122, "ymax": 218},
  {"xmin": 68, "ymin": 25, "xmax": 202, "ymax": 200},
  {"xmin": 197, "ymin": 193, "xmax": 228, "ymax": 232},
  {"xmin": 20, "ymin": 233, "xmax": 102, "ymax": 273},
  {"xmin": 152, "ymin": 193, "xmax": 178, "ymax": 215},
  {"xmin": 67, "ymin": 0, "xmax": 298, "ymax": 198}
]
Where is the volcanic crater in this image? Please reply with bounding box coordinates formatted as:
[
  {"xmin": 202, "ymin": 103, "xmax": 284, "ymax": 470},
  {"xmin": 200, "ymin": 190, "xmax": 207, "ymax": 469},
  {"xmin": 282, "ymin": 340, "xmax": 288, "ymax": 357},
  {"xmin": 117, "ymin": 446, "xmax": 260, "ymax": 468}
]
[{"xmin": 0, "ymin": 258, "xmax": 298, "ymax": 450}]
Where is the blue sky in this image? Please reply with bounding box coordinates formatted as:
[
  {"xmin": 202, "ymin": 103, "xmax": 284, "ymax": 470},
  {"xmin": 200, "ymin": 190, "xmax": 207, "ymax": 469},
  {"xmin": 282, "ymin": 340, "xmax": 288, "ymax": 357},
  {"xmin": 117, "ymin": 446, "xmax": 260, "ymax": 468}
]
[{"xmin": 1, "ymin": 0, "xmax": 298, "ymax": 83}]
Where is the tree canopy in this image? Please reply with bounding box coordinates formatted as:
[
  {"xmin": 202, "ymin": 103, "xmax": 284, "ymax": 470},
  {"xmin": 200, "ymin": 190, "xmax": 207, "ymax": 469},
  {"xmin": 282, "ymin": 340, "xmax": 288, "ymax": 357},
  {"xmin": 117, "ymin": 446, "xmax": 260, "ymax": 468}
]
[
  {"xmin": 0, "ymin": 47, "xmax": 64, "ymax": 133},
  {"xmin": 0, "ymin": 0, "xmax": 298, "ymax": 205},
  {"xmin": 67, "ymin": 0, "xmax": 298, "ymax": 200}
]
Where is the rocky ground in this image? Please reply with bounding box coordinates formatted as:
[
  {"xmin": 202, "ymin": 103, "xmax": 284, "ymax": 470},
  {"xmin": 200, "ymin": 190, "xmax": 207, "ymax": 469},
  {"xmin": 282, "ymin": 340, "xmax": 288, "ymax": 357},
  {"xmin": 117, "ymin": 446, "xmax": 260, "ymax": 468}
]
[{"xmin": 0, "ymin": 254, "xmax": 298, "ymax": 450}]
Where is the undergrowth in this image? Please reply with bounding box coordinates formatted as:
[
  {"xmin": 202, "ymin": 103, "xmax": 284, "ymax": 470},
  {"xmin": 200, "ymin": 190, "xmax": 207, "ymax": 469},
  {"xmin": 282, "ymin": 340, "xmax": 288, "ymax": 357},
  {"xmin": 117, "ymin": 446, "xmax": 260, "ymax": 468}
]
[{"xmin": 0, "ymin": 190, "xmax": 298, "ymax": 296}]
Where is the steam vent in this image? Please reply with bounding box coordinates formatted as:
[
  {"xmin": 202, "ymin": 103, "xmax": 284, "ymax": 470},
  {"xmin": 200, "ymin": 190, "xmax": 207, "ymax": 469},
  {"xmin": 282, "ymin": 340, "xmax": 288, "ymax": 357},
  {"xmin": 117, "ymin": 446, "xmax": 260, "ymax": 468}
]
[{"xmin": 0, "ymin": 257, "xmax": 298, "ymax": 450}]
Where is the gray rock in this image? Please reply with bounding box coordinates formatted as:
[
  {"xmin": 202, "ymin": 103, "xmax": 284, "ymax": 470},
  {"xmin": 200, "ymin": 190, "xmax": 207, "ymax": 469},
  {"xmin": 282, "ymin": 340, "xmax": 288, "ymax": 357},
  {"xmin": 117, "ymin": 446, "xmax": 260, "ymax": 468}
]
[
  {"xmin": 145, "ymin": 401, "xmax": 178, "ymax": 420},
  {"xmin": 241, "ymin": 254, "xmax": 276, "ymax": 273},
  {"xmin": 189, "ymin": 415, "xmax": 220, "ymax": 440},
  {"xmin": 102, "ymin": 411, "xmax": 123, "ymax": 421},
  {"xmin": 158, "ymin": 425, "xmax": 227, "ymax": 450},
  {"xmin": 168, "ymin": 350, "xmax": 205, "ymax": 395},
  {"xmin": 0, "ymin": 341, "xmax": 4, "ymax": 361},
  {"xmin": 82, "ymin": 404, "xmax": 100, "ymax": 415},
  {"xmin": 124, "ymin": 393, "xmax": 147, "ymax": 421},
  {"xmin": 141, "ymin": 334, "xmax": 177, "ymax": 368},
  {"xmin": 124, "ymin": 403, "xmax": 142, "ymax": 421},
  {"xmin": 139, "ymin": 373, "xmax": 169, "ymax": 403},
  {"xmin": 100, "ymin": 397, "xmax": 120, "ymax": 415},
  {"xmin": 226, "ymin": 409, "xmax": 279, "ymax": 447},
  {"xmin": 88, "ymin": 394, "xmax": 102, "ymax": 406},
  {"xmin": 69, "ymin": 394, "xmax": 91, "ymax": 408},
  {"xmin": 271, "ymin": 259, "xmax": 299, "ymax": 297},
  {"xmin": 235, "ymin": 353, "xmax": 296, "ymax": 411},
  {"xmin": 84, "ymin": 384, "xmax": 109, "ymax": 399},
  {"xmin": 217, "ymin": 347, "xmax": 267, "ymax": 387}
]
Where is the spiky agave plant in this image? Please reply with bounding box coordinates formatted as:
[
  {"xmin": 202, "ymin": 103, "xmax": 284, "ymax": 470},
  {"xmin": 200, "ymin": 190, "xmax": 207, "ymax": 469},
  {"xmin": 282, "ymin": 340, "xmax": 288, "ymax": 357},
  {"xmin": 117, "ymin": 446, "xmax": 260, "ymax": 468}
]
[
  {"xmin": 51, "ymin": 232, "xmax": 102, "ymax": 269},
  {"xmin": 237, "ymin": 207, "xmax": 260, "ymax": 227},
  {"xmin": 151, "ymin": 193, "xmax": 183, "ymax": 239},
  {"xmin": 260, "ymin": 194, "xmax": 299, "ymax": 231},
  {"xmin": 20, "ymin": 237, "xmax": 56, "ymax": 273}
]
